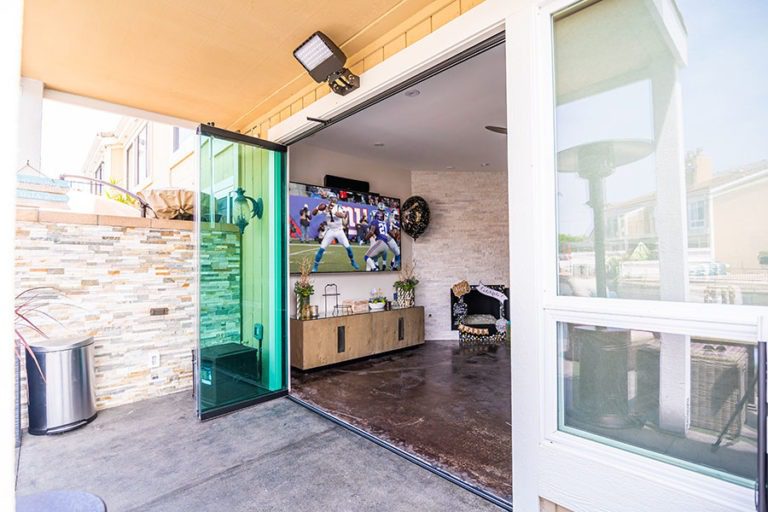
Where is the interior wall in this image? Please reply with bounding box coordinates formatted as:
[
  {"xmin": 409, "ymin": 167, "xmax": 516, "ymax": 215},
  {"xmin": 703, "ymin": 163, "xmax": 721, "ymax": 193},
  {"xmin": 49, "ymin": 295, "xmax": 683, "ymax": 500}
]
[
  {"xmin": 411, "ymin": 170, "xmax": 509, "ymax": 339},
  {"xmin": 288, "ymin": 142, "xmax": 413, "ymax": 316}
]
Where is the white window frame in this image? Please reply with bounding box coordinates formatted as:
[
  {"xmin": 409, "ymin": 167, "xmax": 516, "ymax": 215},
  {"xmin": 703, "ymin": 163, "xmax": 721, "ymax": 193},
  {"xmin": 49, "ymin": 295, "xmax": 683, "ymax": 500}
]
[
  {"xmin": 688, "ymin": 198, "xmax": 706, "ymax": 230},
  {"xmin": 125, "ymin": 140, "xmax": 135, "ymax": 188},
  {"xmin": 507, "ymin": 0, "xmax": 764, "ymax": 510}
]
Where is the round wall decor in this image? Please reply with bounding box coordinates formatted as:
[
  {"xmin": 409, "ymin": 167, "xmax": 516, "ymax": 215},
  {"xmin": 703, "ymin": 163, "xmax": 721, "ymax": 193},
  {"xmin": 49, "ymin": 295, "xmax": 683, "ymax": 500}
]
[{"xmin": 401, "ymin": 196, "xmax": 430, "ymax": 239}]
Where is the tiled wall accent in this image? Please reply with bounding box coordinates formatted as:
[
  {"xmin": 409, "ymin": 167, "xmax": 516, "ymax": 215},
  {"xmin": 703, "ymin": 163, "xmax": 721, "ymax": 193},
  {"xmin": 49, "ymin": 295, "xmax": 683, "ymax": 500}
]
[
  {"xmin": 199, "ymin": 226, "xmax": 241, "ymax": 348},
  {"xmin": 411, "ymin": 171, "xmax": 509, "ymax": 339},
  {"xmin": 240, "ymin": 0, "xmax": 486, "ymax": 137},
  {"xmin": 15, "ymin": 211, "xmax": 195, "ymax": 426},
  {"xmin": 540, "ymin": 497, "xmax": 574, "ymax": 512}
]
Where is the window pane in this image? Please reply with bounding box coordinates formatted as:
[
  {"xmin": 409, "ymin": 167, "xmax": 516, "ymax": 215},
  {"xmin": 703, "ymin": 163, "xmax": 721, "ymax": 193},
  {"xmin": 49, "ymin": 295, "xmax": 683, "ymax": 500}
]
[
  {"xmin": 125, "ymin": 142, "xmax": 134, "ymax": 187},
  {"xmin": 554, "ymin": 0, "xmax": 768, "ymax": 304},
  {"xmin": 558, "ymin": 321, "xmax": 756, "ymax": 485},
  {"xmin": 137, "ymin": 126, "xmax": 147, "ymax": 181}
]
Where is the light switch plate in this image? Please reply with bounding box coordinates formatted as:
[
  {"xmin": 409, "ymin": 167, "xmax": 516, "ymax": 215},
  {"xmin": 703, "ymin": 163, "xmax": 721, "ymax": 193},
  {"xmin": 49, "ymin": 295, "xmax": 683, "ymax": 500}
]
[{"xmin": 149, "ymin": 351, "xmax": 160, "ymax": 368}]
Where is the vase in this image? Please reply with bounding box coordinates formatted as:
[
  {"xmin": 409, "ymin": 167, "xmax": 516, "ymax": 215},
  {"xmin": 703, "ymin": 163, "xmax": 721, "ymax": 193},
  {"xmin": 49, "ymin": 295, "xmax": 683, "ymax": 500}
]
[
  {"xmin": 296, "ymin": 295, "xmax": 312, "ymax": 320},
  {"xmin": 397, "ymin": 289, "xmax": 415, "ymax": 308}
]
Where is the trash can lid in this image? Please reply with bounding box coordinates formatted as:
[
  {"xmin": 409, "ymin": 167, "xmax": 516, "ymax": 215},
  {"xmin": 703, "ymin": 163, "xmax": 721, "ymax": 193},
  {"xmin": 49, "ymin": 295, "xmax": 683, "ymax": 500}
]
[{"xmin": 29, "ymin": 335, "xmax": 94, "ymax": 353}]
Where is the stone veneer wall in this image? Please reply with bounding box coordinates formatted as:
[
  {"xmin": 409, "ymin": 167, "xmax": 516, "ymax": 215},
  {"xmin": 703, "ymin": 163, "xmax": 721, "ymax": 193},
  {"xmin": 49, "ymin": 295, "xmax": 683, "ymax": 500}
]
[
  {"xmin": 15, "ymin": 209, "xmax": 196, "ymax": 426},
  {"xmin": 410, "ymin": 171, "xmax": 509, "ymax": 340},
  {"xmin": 199, "ymin": 227, "xmax": 240, "ymax": 348}
]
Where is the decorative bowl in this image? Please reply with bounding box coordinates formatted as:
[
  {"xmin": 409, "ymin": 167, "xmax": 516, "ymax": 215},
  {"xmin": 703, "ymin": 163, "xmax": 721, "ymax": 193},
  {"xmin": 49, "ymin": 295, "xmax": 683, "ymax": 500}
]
[{"xmin": 368, "ymin": 302, "xmax": 386, "ymax": 311}]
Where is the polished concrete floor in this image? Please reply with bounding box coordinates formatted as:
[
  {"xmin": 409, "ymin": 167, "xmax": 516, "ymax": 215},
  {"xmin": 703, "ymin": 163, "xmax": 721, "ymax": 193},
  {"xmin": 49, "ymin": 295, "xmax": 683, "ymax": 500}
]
[
  {"xmin": 16, "ymin": 392, "xmax": 500, "ymax": 511},
  {"xmin": 291, "ymin": 339, "xmax": 512, "ymax": 500}
]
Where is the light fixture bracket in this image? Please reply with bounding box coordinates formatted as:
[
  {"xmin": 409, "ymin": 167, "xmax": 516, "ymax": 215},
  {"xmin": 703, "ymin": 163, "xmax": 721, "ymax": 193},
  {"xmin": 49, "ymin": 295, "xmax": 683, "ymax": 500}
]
[{"xmin": 327, "ymin": 67, "xmax": 359, "ymax": 96}]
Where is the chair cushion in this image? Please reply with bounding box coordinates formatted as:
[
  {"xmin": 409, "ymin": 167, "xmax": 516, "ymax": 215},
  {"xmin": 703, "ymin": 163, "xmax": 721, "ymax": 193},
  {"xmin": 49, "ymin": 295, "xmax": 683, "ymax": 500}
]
[{"xmin": 462, "ymin": 313, "xmax": 497, "ymax": 326}]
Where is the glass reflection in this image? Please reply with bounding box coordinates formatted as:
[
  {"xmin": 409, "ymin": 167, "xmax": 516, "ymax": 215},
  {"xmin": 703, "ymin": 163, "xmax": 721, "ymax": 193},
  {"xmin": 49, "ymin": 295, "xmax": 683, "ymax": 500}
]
[
  {"xmin": 559, "ymin": 322, "xmax": 757, "ymax": 485},
  {"xmin": 555, "ymin": 0, "xmax": 768, "ymax": 304}
]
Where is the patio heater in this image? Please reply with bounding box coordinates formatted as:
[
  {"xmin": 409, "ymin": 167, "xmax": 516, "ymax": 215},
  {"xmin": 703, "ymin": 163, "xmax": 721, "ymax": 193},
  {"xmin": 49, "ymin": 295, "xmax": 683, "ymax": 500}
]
[
  {"xmin": 558, "ymin": 140, "xmax": 652, "ymax": 430},
  {"xmin": 557, "ymin": 139, "xmax": 653, "ymax": 297}
]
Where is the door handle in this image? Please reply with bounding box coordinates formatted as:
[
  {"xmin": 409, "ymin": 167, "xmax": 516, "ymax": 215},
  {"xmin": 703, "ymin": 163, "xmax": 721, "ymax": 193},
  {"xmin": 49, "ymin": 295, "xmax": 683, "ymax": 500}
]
[{"xmin": 757, "ymin": 316, "xmax": 768, "ymax": 512}]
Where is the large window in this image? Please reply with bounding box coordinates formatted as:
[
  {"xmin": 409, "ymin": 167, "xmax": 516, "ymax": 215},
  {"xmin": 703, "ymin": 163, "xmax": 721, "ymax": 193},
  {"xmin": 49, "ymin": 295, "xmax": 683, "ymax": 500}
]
[
  {"xmin": 555, "ymin": 0, "xmax": 768, "ymax": 306},
  {"xmin": 125, "ymin": 141, "xmax": 135, "ymax": 187},
  {"xmin": 558, "ymin": 321, "xmax": 756, "ymax": 486},
  {"xmin": 126, "ymin": 125, "xmax": 149, "ymax": 187},
  {"xmin": 91, "ymin": 162, "xmax": 103, "ymax": 195},
  {"xmin": 550, "ymin": 0, "xmax": 768, "ymax": 492},
  {"xmin": 137, "ymin": 125, "xmax": 148, "ymax": 183}
]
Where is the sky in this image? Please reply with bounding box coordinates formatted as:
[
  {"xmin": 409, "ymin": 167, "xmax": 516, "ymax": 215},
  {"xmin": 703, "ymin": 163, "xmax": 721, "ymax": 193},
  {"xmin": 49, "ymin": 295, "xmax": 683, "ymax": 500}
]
[
  {"xmin": 40, "ymin": 100, "xmax": 121, "ymax": 178},
  {"xmin": 555, "ymin": 0, "xmax": 768, "ymax": 237}
]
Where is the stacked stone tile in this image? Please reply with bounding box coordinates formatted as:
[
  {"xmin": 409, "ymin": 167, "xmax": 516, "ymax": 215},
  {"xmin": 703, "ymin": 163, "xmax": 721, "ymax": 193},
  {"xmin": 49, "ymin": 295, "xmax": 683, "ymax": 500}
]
[
  {"xmin": 410, "ymin": 171, "xmax": 510, "ymax": 340},
  {"xmin": 199, "ymin": 226, "xmax": 241, "ymax": 348},
  {"xmin": 15, "ymin": 209, "xmax": 196, "ymax": 426}
]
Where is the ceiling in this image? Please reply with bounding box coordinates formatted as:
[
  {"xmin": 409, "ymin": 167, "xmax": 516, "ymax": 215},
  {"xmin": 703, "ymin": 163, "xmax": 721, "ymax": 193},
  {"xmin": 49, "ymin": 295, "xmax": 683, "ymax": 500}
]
[
  {"xmin": 22, "ymin": 0, "xmax": 437, "ymax": 127},
  {"xmin": 298, "ymin": 43, "xmax": 507, "ymax": 172}
]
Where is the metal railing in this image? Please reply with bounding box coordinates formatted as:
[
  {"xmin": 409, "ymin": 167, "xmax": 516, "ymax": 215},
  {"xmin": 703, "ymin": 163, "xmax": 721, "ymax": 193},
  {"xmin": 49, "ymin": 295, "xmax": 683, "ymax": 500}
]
[{"xmin": 59, "ymin": 174, "xmax": 156, "ymax": 218}]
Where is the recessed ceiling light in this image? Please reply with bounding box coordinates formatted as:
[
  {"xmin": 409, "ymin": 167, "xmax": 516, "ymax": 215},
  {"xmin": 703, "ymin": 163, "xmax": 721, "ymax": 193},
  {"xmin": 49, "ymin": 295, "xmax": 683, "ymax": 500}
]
[
  {"xmin": 373, "ymin": 142, "xmax": 385, "ymax": 147},
  {"xmin": 404, "ymin": 90, "xmax": 421, "ymax": 97},
  {"xmin": 485, "ymin": 125, "xmax": 507, "ymax": 135},
  {"xmin": 480, "ymin": 163, "xmax": 491, "ymax": 167},
  {"xmin": 445, "ymin": 165, "xmax": 455, "ymax": 170}
]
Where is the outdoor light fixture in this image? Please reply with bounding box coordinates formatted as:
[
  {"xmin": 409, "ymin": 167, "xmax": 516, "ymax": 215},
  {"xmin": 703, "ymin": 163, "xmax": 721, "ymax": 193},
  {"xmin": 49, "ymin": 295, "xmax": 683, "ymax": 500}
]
[
  {"xmin": 231, "ymin": 187, "xmax": 263, "ymax": 234},
  {"xmin": 294, "ymin": 31, "xmax": 359, "ymax": 96}
]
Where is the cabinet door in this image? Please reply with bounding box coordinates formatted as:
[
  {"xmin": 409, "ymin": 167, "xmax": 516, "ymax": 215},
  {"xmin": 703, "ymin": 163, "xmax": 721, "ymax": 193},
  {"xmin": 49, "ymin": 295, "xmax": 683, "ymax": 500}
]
[{"xmin": 370, "ymin": 311, "xmax": 400, "ymax": 353}]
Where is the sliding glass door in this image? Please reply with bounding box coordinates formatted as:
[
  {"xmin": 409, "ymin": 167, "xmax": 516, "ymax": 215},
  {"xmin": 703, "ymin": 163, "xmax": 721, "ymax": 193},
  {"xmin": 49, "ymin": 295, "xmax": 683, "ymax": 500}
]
[{"xmin": 196, "ymin": 125, "xmax": 287, "ymax": 419}]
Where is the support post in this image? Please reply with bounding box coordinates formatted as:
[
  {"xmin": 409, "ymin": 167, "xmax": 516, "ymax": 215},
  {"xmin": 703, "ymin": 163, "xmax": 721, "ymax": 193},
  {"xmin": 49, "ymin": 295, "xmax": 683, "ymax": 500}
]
[
  {"xmin": 652, "ymin": 62, "xmax": 691, "ymax": 434},
  {"xmin": 16, "ymin": 77, "xmax": 44, "ymax": 172}
]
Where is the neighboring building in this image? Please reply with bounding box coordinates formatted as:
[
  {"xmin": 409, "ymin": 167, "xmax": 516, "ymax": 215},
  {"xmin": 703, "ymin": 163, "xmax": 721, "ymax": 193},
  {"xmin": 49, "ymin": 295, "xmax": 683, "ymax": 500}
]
[
  {"xmin": 604, "ymin": 151, "xmax": 768, "ymax": 272},
  {"xmin": 81, "ymin": 118, "xmax": 195, "ymax": 196}
]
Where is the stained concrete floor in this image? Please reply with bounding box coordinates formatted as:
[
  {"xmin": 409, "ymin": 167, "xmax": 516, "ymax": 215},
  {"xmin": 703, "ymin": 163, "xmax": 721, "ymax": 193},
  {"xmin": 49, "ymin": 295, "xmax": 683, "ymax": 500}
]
[
  {"xmin": 291, "ymin": 339, "xmax": 512, "ymax": 500},
  {"xmin": 15, "ymin": 392, "xmax": 500, "ymax": 511}
]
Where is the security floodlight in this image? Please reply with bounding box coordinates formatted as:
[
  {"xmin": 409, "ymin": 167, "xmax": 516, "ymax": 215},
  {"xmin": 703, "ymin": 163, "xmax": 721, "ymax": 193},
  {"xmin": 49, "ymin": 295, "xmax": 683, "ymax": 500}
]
[{"xmin": 294, "ymin": 31, "xmax": 359, "ymax": 96}]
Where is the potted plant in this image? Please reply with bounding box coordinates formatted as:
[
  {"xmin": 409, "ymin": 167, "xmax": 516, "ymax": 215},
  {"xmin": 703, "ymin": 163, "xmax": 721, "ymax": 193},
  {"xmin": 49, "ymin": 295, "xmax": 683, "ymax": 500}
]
[
  {"xmin": 393, "ymin": 262, "xmax": 419, "ymax": 308},
  {"xmin": 368, "ymin": 288, "xmax": 387, "ymax": 311},
  {"xmin": 294, "ymin": 257, "xmax": 314, "ymax": 320}
]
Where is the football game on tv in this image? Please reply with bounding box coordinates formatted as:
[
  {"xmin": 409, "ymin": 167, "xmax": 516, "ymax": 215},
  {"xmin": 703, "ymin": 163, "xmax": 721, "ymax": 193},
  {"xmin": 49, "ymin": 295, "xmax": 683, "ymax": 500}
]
[{"xmin": 289, "ymin": 182, "xmax": 401, "ymax": 274}]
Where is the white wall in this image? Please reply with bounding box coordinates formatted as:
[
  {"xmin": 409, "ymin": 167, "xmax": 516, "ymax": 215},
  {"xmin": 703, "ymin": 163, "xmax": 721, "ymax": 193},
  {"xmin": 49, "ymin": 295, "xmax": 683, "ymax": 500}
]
[
  {"xmin": 287, "ymin": 142, "xmax": 413, "ymax": 316},
  {"xmin": 411, "ymin": 170, "xmax": 509, "ymax": 339}
]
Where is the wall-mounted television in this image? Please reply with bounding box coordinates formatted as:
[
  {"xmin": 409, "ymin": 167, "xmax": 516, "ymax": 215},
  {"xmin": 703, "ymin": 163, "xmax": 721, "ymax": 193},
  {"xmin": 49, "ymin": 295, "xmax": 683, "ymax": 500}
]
[{"xmin": 289, "ymin": 182, "xmax": 401, "ymax": 274}]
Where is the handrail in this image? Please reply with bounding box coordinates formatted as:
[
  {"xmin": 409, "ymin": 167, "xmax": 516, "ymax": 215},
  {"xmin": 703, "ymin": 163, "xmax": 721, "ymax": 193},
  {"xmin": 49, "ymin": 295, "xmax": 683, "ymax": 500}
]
[{"xmin": 59, "ymin": 174, "xmax": 156, "ymax": 218}]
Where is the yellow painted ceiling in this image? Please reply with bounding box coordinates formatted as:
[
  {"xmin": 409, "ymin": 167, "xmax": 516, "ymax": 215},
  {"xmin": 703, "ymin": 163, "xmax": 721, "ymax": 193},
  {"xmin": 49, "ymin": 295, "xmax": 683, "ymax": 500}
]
[{"xmin": 22, "ymin": 0, "xmax": 437, "ymax": 129}]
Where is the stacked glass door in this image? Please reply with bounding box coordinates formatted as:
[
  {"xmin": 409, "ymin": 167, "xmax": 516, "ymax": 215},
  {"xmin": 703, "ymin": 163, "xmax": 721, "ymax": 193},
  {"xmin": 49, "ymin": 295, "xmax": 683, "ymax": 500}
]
[{"xmin": 197, "ymin": 125, "xmax": 287, "ymax": 419}]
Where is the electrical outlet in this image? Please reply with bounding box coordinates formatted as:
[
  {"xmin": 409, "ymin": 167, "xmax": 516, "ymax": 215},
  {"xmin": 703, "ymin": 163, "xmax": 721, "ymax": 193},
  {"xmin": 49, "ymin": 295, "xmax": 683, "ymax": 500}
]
[{"xmin": 148, "ymin": 351, "xmax": 160, "ymax": 368}]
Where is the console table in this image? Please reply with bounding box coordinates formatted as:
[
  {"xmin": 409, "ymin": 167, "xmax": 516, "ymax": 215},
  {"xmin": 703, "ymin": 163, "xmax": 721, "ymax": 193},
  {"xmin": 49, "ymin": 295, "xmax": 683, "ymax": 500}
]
[{"xmin": 290, "ymin": 306, "xmax": 425, "ymax": 370}]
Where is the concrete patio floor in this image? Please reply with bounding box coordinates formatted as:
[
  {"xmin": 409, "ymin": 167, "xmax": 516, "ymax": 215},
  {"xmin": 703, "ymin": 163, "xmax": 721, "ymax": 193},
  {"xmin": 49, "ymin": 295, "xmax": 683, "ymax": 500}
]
[{"xmin": 15, "ymin": 391, "xmax": 500, "ymax": 511}]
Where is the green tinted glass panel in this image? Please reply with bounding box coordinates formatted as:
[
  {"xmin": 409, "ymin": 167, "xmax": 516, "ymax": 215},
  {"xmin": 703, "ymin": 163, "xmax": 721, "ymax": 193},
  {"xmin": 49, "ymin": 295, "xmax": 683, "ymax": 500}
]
[{"xmin": 197, "ymin": 128, "xmax": 286, "ymax": 417}]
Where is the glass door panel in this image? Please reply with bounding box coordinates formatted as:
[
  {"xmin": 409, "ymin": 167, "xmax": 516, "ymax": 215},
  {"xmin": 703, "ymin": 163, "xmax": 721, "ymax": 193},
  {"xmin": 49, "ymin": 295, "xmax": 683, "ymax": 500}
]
[{"xmin": 197, "ymin": 125, "xmax": 287, "ymax": 419}]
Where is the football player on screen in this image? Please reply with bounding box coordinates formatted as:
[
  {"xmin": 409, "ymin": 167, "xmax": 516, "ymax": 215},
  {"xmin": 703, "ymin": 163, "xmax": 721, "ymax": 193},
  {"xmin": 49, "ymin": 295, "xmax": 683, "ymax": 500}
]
[
  {"xmin": 387, "ymin": 211, "xmax": 401, "ymax": 270},
  {"xmin": 311, "ymin": 193, "xmax": 359, "ymax": 272},
  {"xmin": 363, "ymin": 205, "xmax": 392, "ymax": 271}
]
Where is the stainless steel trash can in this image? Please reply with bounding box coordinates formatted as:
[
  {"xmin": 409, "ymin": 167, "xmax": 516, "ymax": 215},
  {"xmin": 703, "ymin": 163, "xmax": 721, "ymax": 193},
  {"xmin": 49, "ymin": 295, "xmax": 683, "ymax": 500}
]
[{"xmin": 26, "ymin": 336, "xmax": 97, "ymax": 435}]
